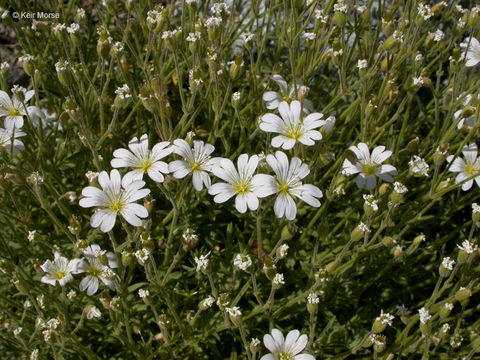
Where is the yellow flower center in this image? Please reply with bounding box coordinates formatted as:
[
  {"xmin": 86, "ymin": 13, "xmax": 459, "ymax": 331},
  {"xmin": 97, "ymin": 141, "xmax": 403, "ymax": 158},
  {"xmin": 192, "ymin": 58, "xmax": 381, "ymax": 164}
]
[
  {"xmin": 190, "ymin": 161, "xmax": 200, "ymax": 171},
  {"xmin": 234, "ymin": 181, "xmax": 251, "ymax": 195},
  {"xmin": 278, "ymin": 183, "xmax": 290, "ymax": 195},
  {"xmin": 108, "ymin": 199, "xmax": 125, "ymax": 213},
  {"xmin": 361, "ymin": 161, "xmax": 378, "ymax": 176},
  {"xmin": 55, "ymin": 272, "xmax": 66, "ymax": 280},
  {"xmin": 8, "ymin": 108, "xmax": 21, "ymax": 117},
  {"xmin": 88, "ymin": 266, "xmax": 101, "ymax": 277},
  {"xmin": 139, "ymin": 158, "xmax": 153, "ymax": 172},
  {"xmin": 465, "ymin": 164, "xmax": 478, "ymax": 176},
  {"xmin": 282, "ymin": 96, "xmax": 292, "ymax": 103},
  {"xmin": 277, "ymin": 352, "xmax": 294, "ymax": 360},
  {"xmin": 284, "ymin": 123, "xmax": 304, "ymax": 140}
]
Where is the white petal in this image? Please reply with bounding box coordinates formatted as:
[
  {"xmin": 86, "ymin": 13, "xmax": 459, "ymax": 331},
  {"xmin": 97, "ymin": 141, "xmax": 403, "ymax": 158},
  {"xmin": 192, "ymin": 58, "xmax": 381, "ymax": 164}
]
[
  {"xmin": 169, "ymin": 160, "xmax": 191, "ymax": 178},
  {"xmin": 235, "ymin": 195, "xmax": 248, "ymax": 213},
  {"xmin": 356, "ymin": 174, "xmax": 366, "ymax": 189},
  {"xmin": 209, "ymin": 183, "xmax": 235, "ymax": 203},
  {"xmin": 295, "ymin": 354, "xmax": 315, "ymax": 360},
  {"xmin": 281, "ymin": 137, "xmax": 296, "ymax": 150},
  {"xmin": 365, "ymin": 175, "xmax": 377, "ymax": 190},
  {"xmin": 284, "ymin": 330, "xmax": 300, "ymax": 353},
  {"xmin": 264, "ymin": 334, "xmax": 280, "ymax": 353},
  {"xmin": 271, "ymin": 329, "xmax": 285, "ymax": 349},
  {"xmin": 290, "ymin": 334, "xmax": 308, "ymax": 355},
  {"xmin": 260, "ymin": 355, "xmax": 275, "ymax": 360},
  {"xmin": 284, "ymin": 195, "xmax": 297, "ymax": 220}
]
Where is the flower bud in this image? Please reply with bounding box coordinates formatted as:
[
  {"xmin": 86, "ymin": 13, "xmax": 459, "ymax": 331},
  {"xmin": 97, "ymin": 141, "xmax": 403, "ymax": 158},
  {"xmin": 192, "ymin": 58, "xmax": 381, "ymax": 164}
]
[
  {"xmin": 373, "ymin": 335, "xmax": 386, "ymax": 353},
  {"xmin": 216, "ymin": 293, "xmax": 230, "ymax": 310},
  {"xmin": 351, "ymin": 222, "xmax": 370, "ymax": 241},
  {"xmin": 226, "ymin": 306, "xmax": 242, "ymax": 327},
  {"xmin": 97, "ymin": 39, "xmax": 111, "ymax": 59},
  {"xmin": 439, "ymin": 303, "xmax": 453, "ymax": 319},
  {"xmin": 382, "ymin": 236, "xmax": 396, "ymax": 247},
  {"xmin": 455, "ymin": 287, "xmax": 472, "ymax": 302},
  {"xmin": 281, "ymin": 224, "xmax": 295, "ymax": 240},
  {"xmin": 473, "ymin": 336, "xmax": 480, "ymax": 353},
  {"xmin": 306, "ymin": 292, "xmax": 319, "ymax": 314},
  {"xmin": 263, "ymin": 256, "xmax": 277, "ymax": 280},
  {"xmin": 199, "ymin": 296, "xmax": 215, "ymax": 311},
  {"xmin": 250, "ymin": 338, "xmax": 261, "ymax": 354},
  {"xmin": 332, "ymin": 12, "xmax": 346, "ymax": 27},
  {"xmin": 121, "ymin": 249, "xmax": 133, "ymax": 266},
  {"xmin": 297, "ymin": 86, "xmax": 309, "ymax": 102},
  {"xmin": 472, "ymin": 203, "xmax": 480, "ymax": 224}
]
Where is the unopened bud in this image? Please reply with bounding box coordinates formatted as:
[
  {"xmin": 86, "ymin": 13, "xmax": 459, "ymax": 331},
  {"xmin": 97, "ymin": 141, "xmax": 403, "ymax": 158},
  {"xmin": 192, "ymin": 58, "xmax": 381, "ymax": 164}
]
[{"xmin": 455, "ymin": 287, "xmax": 472, "ymax": 302}]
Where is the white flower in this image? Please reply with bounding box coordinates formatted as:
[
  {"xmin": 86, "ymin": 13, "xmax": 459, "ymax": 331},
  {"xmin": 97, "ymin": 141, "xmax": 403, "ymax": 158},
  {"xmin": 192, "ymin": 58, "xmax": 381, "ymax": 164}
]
[
  {"xmin": 262, "ymin": 151, "xmax": 322, "ymax": 220},
  {"xmin": 441, "ymin": 257, "xmax": 455, "ymax": 271},
  {"xmin": 186, "ymin": 31, "xmax": 201, "ymax": 42},
  {"xmin": 114, "ymin": 84, "xmax": 131, "ymax": 99},
  {"xmin": 262, "ymin": 75, "xmax": 313, "ymax": 113},
  {"xmin": 169, "ymin": 139, "xmax": 219, "ymax": 191},
  {"xmin": 457, "ymin": 240, "xmax": 478, "ymax": 254},
  {"xmin": 67, "ymin": 290, "xmax": 76, "ymax": 300},
  {"xmin": 409, "ymin": 155, "xmax": 429, "ymax": 177},
  {"xmin": 233, "ymin": 254, "xmax": 252, "ymax": 272},
  {"xmin": 418, "ymin": 307, "xmax": 431, "ymax": 324},
  {"xmin": 418, "ymin": 3, "xmax": 433, "ymax": 20},
  {"xmin": 205, "ymin": 16, "xmax": 222, "ymax": 27},
  {"xmin": 67, "ymin": 23, "xmax": 80, "ymax": 34},
  {"xmin": 76, "ymin": 245, "xmax": 118, "ymax": 296},
  {"xmin": 85, "ymin": 305, "xmax": 101, "ymax": 320},
  {"xmin": 334, "ymin": 1, "xmax": 347, "ymax": 13},
  {"xmin": 460, "ymin": 37, "xmax": 480, "ymax": 67},
  {"xmin": 55, "ymin": 60, "xmax": 68, "ymax": 72},
  {"xmin": 342, "ymin": 142, "xmax": 397, "ymax": 190},
  {"xmin": 111, "ymin": 134, "xmax": 172, "ymax": 184},
  {"xmin": 357, "ymin": 59, "xmax": 368, "ymax": 69},
  {"xmin": 455, "ymin": 109, "xmax": 475, "ymax": 131},
  {"xmin": 393, "ymin": 181, "xmax": 408, "ymax": 194},
  {"xmin": 225, "ymin": 306, "xmax": 242, "ymax": 317},
  {"xmin": 135, "ymin": 248, "xmax": 150, "ymax": 265},
  {"xmin": 30, "ymin": 349, "xmax": 39, "ymax": 360},
  {"xmin": 433, "ymin": 29, "xmax": 444, "ymax": 42},
  {"xmin": 272, "ymin": 273, "xmax": 285, "ymax": 287},
  {"xmin": 79, "ymin": 169, "xmax": 150, "ymax": 232},
  {"xmin": 40, "ymin": 252, "xmax": 83, "ymax": 287},
  {"xmin": 314, "ymin": 9, "xmax": 328, "ymax": 23},
  {"xmin": 322, "ymin": 115, "xmax": 336, "ymax": 136},
  {"xmin": 199, "ymin": 296, "xmax": 215, "ymax": 310},
  {"xmin": 261, "ymin": 329, "xmax": 314, "ymax": 360},
  {"xmin": 376, "ymin": 310, "xmax": 394, "ymax": 326},
  {"xmin": 307, "ymin": 292, "xmax": 319, "ymax": 304},
  {"xmin": 194, "ymin": 252, "xmax": 210, "ymax": 273},
  {"xmin": 446, "ymin": 143, "xmax": 480, "ymax": 191},
  {"xmin": 85, "ymin": 171, "xmax": 99, "ymax": 183},
  {"xmin": 112, "ymin": 41, "xmax": 124, "ymax": 54},
  {"xmin": 303, "ymin": 32, "xmax": 316, "ymax": 41},
  {"xmin": 241, "ymin": 32, "xmax": 254, "ymax": 43},
  {"xmin": 138, "ymin": 289, "xmax": 150, "ymax": 299},
  {"xmin": 0, "ymin": 127, "xmax": 25, "ymax": 153},
  {"xmin": 472, "ymin": 203, "xmax": 480, "ymax": 214},
  {"xmin": 413, "ymin": 77, "xmax": 424, "ymax": 87},
  {"xmin": 208, "ymin": 154, "xmax": 273, "ymax": 213},
  {"xmin": 260, "ymin": 101, "xmax": 325, "ymax": 150},
  {"xmin": 277, "ymin": 244, "xmax": 289, "ymax": 259},
  {"xmin": 363, "ymin": 194, "xmax": 379, "ymax": 212},
  {"xmin": 0, "ymin": 89, "xmax": 37, "ymax": 129}
]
